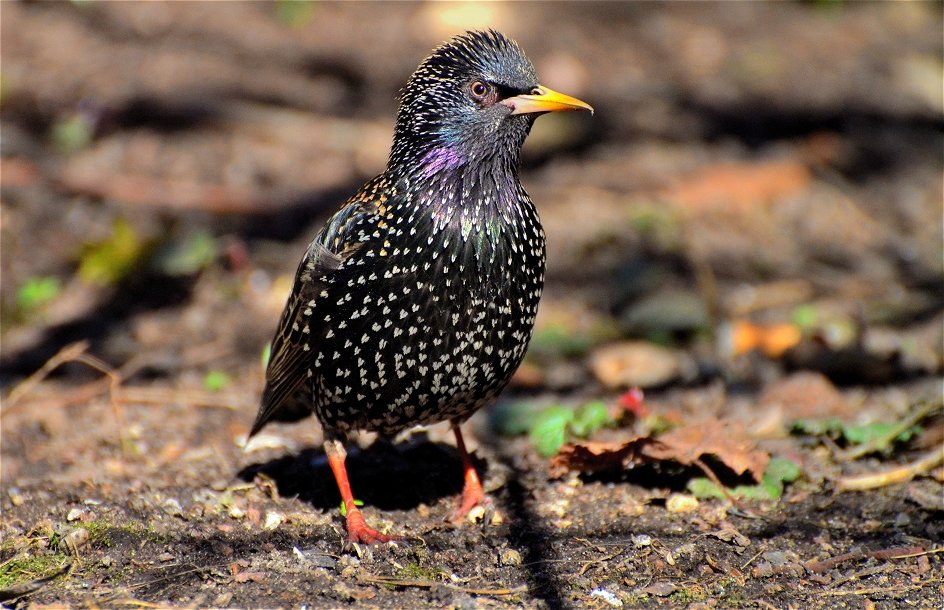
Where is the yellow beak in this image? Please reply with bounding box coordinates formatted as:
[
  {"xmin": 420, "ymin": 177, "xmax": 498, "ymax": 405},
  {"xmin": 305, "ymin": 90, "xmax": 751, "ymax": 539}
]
[{"xmin": 504, "ymin": 85, "xmax": 594, "ymax": 116}]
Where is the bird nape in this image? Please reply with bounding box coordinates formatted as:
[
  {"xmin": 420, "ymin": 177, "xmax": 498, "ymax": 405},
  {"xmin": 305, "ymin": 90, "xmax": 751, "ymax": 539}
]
[{"xmin": 249, "ymin": 29, "xmax": 592, "ymax": 545}]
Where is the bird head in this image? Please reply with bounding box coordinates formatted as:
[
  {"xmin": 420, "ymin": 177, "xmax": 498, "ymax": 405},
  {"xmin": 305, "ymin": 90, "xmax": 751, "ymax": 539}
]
[{"xmin": 390, "ymin": 30, "xmax": 592, "ymax": 176}]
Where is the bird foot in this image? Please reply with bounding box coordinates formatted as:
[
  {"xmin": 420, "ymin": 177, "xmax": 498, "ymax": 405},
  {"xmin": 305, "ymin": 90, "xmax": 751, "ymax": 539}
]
[
  {"xmin": 345, "ymin": 508, "xmax": 398, "ymax": 545},
  {"xmin": 448, "ymin": 490, "xmax": 495, "ymax": 525}
]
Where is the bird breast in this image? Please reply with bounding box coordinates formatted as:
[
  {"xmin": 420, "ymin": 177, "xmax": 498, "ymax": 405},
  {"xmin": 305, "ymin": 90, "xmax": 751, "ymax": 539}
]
[{"xmin": 310, "ymin": 173, "xmax": 546, "ymax": 435}]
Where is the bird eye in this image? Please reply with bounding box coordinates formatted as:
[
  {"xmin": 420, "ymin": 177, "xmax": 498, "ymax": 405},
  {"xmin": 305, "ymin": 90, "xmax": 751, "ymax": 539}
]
[{"xmin": 469, "ymin": 81, "xmax": 489, "ymax": 100}]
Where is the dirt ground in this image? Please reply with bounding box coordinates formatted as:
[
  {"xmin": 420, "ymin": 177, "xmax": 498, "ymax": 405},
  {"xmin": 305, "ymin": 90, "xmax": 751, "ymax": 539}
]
[{"xmin": 1, "ymin": 2, "xmax": 942, "ymax": 609}]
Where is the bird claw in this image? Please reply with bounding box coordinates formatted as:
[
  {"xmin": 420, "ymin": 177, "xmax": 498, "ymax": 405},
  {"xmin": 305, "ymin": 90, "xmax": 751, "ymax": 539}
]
[
  {"xmin": 345, "ymin": 509, "xmax": 398, "ymax": 545},
  {"xmin": 448, "ymin": 492, "xmax": 494, "ymax": 525}
]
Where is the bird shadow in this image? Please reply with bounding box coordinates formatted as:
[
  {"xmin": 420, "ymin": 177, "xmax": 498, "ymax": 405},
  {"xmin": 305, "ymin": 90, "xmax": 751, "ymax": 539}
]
[{"xmin": 236, "ymin": 434, "xmax": 477, "ymax": 512}]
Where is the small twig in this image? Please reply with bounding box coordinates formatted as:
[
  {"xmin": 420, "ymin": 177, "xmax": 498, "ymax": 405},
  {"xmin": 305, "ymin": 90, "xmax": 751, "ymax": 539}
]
[
  {"xmin": 884, "ymin": 547, "xmax": 944, "ymax": 560},
  {"xmin": 836, "ymin": 399, "xmax": 940, "ymax": 461},
  {"xmin": 105, "ymin": 599, "xmax": 182, "ymax": 609},
  {"xmin": 836, "ymin": 445, "xmax": 944, "ymax": 492},
  {"xmin": 127, "ymin": 564, "xmax": 211, "ymax": 591},
  {"xmin": 1, "ymin": 341, "xmax": 91, "ymax": 414},
  {"xmin": 827, "ymin": 563, "xmax": 896, "ymax": 589},
  {"xmin": 357, "ymin": 573, "xmax": 525, "ymax": 596},
  {"xmin": 0, "ymin": 341, "xmax": 132, "ymax": 459},
  {"xmin": 116, "ymin": 387, "xmax": 246, "ymax": 410},
  {"xmin": 803, "ymin": 545, "xmax": 927, "ymax": 573},
  {"xmin": 820, "ymin": 583, "xmax": 925, "ymax": 596},
  {"xmin": 577, "ymin": 549, "xmax": 623, "ymax": 576},
  {"xmin": 740, "ymin": 548, "xmax": 765, "ymax": 571}
]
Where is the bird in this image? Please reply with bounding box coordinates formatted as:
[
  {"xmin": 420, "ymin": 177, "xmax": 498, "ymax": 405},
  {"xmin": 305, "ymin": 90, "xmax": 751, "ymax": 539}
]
[{"xmin": 249, "ymin": 29, "xmax": 592, "ymax": 544}]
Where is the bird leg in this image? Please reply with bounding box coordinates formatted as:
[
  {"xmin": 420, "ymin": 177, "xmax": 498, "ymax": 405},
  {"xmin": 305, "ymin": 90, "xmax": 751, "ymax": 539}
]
[
  {"xmin": 448, "ymin": 424, "xmax": 491, "ymax": 524},
  {"xmin": 323, "ymin": 438, "xmax": 395, "ymax": 544}
]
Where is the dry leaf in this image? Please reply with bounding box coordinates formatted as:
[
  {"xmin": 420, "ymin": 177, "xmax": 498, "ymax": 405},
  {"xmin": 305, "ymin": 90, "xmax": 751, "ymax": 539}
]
[
  {"xmin": 549, "ymin": 437, "xmax": 657, "ymax": 478},
  {"xmin": 647, "ymin": 419, "xmax": 769, "ymax": 480},
  {"xmin": 759, "ymin": 372, "xmax": 849, "ymax": 420},
  {"xmin": 551, "ymin": 419, "xmax": 769, "ymax": 481}
]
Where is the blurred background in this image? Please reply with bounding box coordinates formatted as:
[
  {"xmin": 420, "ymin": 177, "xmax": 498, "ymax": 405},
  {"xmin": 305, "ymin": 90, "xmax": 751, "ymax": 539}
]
[
  {"xmin": 1, "ymin": 3, "xmax": 942, "ymax": 605},
  {"xmin": 1, "ymin": 1, "xmax": 942, "ymax": 461}
]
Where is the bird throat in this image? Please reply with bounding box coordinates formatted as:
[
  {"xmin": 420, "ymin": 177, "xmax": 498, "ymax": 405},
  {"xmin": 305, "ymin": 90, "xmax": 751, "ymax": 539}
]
[{"xmin": 407, "ymin": 148, "xmax": 528, "ymax": 273}]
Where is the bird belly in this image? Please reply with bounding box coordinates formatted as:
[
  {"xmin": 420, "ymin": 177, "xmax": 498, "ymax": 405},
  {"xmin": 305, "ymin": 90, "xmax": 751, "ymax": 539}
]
[{"xmin": 310, "ymin": 250, "xmax": 542, "ymax": 437}]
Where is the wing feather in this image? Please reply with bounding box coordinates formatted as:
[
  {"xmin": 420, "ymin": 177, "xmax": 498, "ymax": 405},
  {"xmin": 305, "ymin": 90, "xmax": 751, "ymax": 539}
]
[{"xmin": 249, "ymin": 189, "xmax": 383, "ymax": 436}]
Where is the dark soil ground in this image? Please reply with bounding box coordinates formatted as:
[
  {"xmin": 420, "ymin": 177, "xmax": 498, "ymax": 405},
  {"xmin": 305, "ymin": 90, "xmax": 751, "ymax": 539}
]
[{"xmin": 1, "ymin": 2, "xmax": 942, "ymax": 609}]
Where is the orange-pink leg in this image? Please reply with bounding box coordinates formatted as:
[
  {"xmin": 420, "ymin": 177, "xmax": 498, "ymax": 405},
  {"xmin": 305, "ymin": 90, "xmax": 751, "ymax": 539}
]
[
  {"xmin": 324, "ymin": 439, "xmax": 395, "ymax": 544},
  {"xmin": 449, "ymin": 424, "xmax": 489, "ymax": 523}
]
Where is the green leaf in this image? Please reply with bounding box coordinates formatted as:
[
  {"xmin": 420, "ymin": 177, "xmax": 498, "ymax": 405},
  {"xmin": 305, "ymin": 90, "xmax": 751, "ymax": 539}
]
[
  {"xmin": 16, "ymin": 276, "xmax": 61, "ymax": 313},
  {"xmin": 688, "ymin": 478, "xmax": 778, "ymax": 501},
  {"xmin": 687, "ymin": 477, "xmax": 726, "ymax": 500},
  {"xmin": 792, "ymin": 419, "xmax": 919, "ymax": 449},
  {"xmin": 489, "ymin": 400, "xmax": 547, "ymax": 436},
  {"xmin": 735, "ymin": 483, "xmax": 778, "ymax": 500},
  {"xmin": 203, "ymin": 370, "xmax": 231, "ymax": 392},
  {"xmin": 688, "ymin": 457, "xmax": 802, "ymax": 501},
  {"xmin": 52, "ymin": 114, "xmax": 93, "ymax": 153},
  {"xmin": 791, "ymin": 418, "xmax": 843, "ymax": 436},
  {"xmin": 842, "ymin": 422, "xmax": 916, "ymax": 446},
  {"xmin": 275, "ymin": 0, "xmax": 315, "ymax": 27},
  {"xmin": 764, "ymin": 456, "xmax": 802, "ymax": 483},
  {"xmin": 78, "ymin": 218, "xmax": 145, "ymax": 286},
  {"xmin": 529, "ymin": 406, "xmax": 574, "ymax": 457},
  {"xmin": 152, "ymin": 231, "xmax": 217, "ymax": 276},
  {"xmin": 527, "ymin": 325, "xmax": 594, "ymax": 361},
  {"xmin": 642, "ymin": 414, "xmax": 677, "ymax": 436},
  {"xmin": 339, "ymin": 499, "xmax": 363, "ymax": 517},
  {"xmin": 790, "ymin": 303, "xmax": 818, "ymax": 331},
  {"xmin": 570, "ymin": 401, "xmax": 613, "ymax": 438}
]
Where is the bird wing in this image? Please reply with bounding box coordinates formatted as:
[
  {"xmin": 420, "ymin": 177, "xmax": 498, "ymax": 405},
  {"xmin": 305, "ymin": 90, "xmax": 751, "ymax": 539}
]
[{"xmin": 249, "ymin": 188, "xmax": 384, "ymax": 436}]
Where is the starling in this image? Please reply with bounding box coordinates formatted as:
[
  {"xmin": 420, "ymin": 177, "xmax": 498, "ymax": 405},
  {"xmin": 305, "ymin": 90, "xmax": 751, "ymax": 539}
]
[{"xmin": 250, "ymin": 30, "xmax": 592, "ymax": 544}]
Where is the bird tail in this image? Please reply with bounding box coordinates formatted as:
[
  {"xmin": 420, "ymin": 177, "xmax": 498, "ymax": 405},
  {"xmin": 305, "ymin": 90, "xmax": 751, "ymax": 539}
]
[{"xmin": 248, "ymin": 385, "xmax": 313, "ymax": 437}]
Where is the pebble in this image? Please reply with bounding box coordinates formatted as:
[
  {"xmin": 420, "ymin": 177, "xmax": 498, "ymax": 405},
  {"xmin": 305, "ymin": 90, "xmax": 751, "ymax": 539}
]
[
  {"xmin": 589, "ymin": 588, "xmax": 624, "ymax": 607},
  {"xmin": 466, "ymin": 505, "xmax": 486, "ymax": 523},
  {"xmin": 162, "ymin": 498, "xmax": 184, "ymax": 517},
  {"xmin": 639, "ymin": 580, "xmax": 677, "ymax": 597},
  {"xmin": 499, "ymin": 548, "xmax": 522, "ymax": 566},
  {"xmin": 213, "ymin": 592, "xmax": 233, "ymax": 606},
  {"xmin": 7, "ymin": 487, "xmax": 24, "ymax": 506},
  {"xmin": 762, "ymin": 550, "xmax": 799, "ymax": 566},
  {"xmin": 665, "ymin": 493, "xmax": 699, "ymax": 513},
  {"xmin": 263, "ymin": 511, "xmax": 283, "ymax": 530},
  {"xmin": 59, "ymin": 527, "xmax": 90, "ymax": 553}
]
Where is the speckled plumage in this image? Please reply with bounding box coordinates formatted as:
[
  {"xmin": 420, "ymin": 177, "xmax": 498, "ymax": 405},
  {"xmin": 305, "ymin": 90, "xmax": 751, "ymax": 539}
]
[
  {"xmin": 251, "ymin": 31, "xmax": 546, "ymax": 439},
  {"xmin": 249, "ymin": 30, "xmax": 591, "ymax": 543}
]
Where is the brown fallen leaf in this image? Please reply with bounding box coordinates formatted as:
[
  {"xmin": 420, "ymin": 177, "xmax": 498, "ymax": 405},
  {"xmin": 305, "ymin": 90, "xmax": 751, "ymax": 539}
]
[
  {"xmin": 644, "ymin": 419, "xmax": 770, "ymax": 480},
  {"xmin": 758, "ymin": 371, "xmax": 850, "ymax": 420},
  {"xmin": 551, "ymin": 419, "xmax": 769, "ymax": 481},
  {"xmin": 709, "ymin": 522, "xmax": 751, "ymax": 547},
  {"xmin": 549, "ymin": 437, "xmax": 658, "ymax": 478}
]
